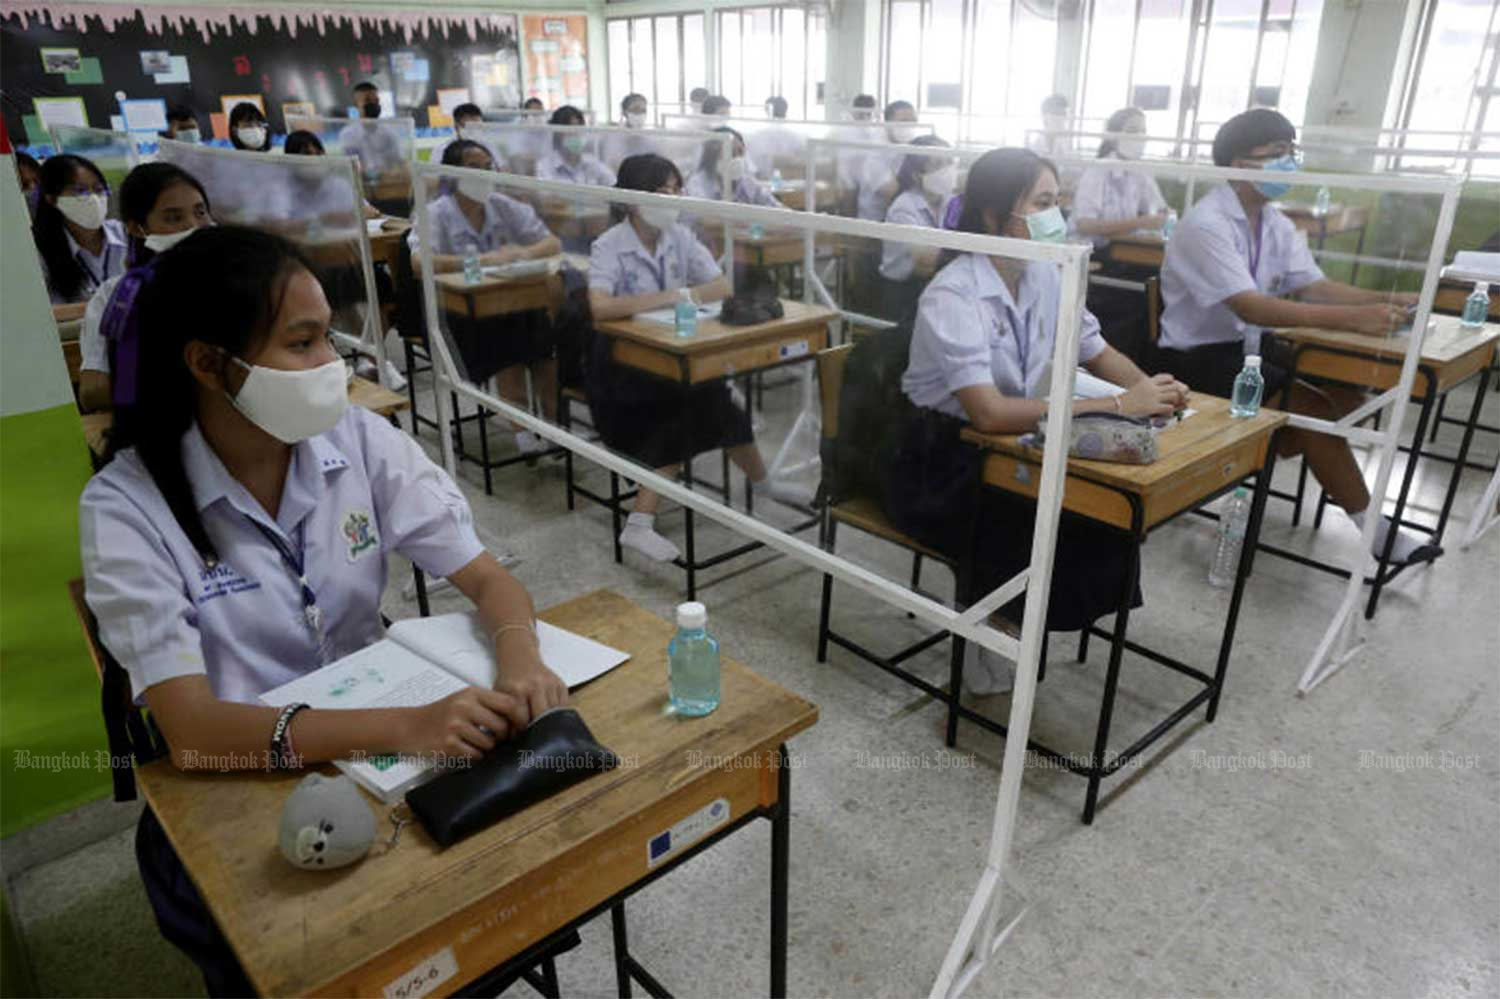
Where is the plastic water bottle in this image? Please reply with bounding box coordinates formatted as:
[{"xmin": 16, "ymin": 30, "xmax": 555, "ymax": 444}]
[
  {"xmin": 668, "ymin": 602, "xmax": 720, "ymax": 716},
  {"xmin": 1461, "ymin": 281, "xmax": 1490, "ymax": 329},
  {"xmin": 749, "ymin": 222, "xmax": 765, "ymax": 241},
  {"xmin": 673, "ymin": 287, "xmax": 698, "ymax": 339},
  {"xmin": 1230, "ymin": 355, "xmax": 1264, "ymax": 418},
  {"xmin": 1314, "ymin": 185, "xmax": 1331, "ymax": 218},
  {"xmin": 462, "ymin": 253, "xmax": 482, "ymax": 285},
  {"xmin": 770, "ymin": 168, "xmax": 783, "ymax": 193},
  {"xmin": 1161, "ymin": 209, "xmax": 1177, "ymax": 241},
  {"xmin": 1208, "ymin": 488, "xmax": 1251, "ymax": 589}
]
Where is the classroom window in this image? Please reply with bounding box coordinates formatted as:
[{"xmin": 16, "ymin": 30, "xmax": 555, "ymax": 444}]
[
  {"xmin": 606, "ymin": 13, "xmax": 706, "ymax": 113},
  {"xmin": 716, "ymin": 6, "xmax": 826, "ymax": 117},
  {"xmin": 1397, "ymin": 0, "xmax": 1500, "ymax": 150}
]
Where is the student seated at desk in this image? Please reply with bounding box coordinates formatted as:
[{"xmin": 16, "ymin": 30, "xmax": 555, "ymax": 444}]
[
  {"xmin": 748, "ymin": 96, "xmax": 805, "ymax": 176},
  {"xmin": 1158, "ymin": 109, "xmax": 1437, "ymax": 566},
  {"xmin": 163, "ymin": 104, "xmax": 202, "ymax": 144},
  {"xmin": 78, "ymin": 163, "xmax": 214, "ymax": 413},
  {"xmin": 1071, "ymin": 106, "xmax": 1169, "ymax": 360},
  {"xmin": 538, "ymin": 105, "xmax": 616, "ymax": 187},
  {"xmin": 588, "ymin": 153, "xmax": 798, "ymax": 562},
  {"xmin": 603, "ymin": 93, "xmax": 654, "ymax": 169},
  {"xmin": 283, "ymin": 130, "xmax": 382, "ymax": 220},
  {"xmin": 434, "ymin": 102, "xmax": 507, "ymax": 171},
  {"xmin": 80, "ymin": 225, "xmax": 565, "ymax": 996},
  {"xmin": 685, "ymin": 126, "xmax": 783, "ymax": 207},
  {"xmin": 411, "ymin": 139, "xmax": 563, "ymax": 455},
  {"xmin": 32, "ymin": 153, "xmax": 128, "ymax": 305},
  {"xmin": 855, "ymin": 100, "xmax": 922, "ymax": 222},
  {"xmin": 878, "ymin": 135, "xmax": 955, "ymax": 323},
  {"xmin": 340, "ymin": 82, "xmax": 406, "ymax": 177},
  {"xmin": 884, "ymin": 148, "xmax": 1188, "ymax": 694},
  {"xmin": 228, "ymin": 102, "xmax": 271, "ymax": 151}
]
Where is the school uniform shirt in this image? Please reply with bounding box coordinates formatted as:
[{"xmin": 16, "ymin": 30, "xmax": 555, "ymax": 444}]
[
  {"xmin": 879, "ymin": 189, "xmax": 941, "ymax": 281},
  {"xmin": 746, "ymin": 127, "xmax": 805, "ymax": 176},
  {"xmin": 1069, "ymin": 155, "xmax": 1167, "ymax": 247},
  {"xmin": 683, "ymin": 168, "xmax": 783, "ymax": 208},
  {"xmin": 45, "ymin": 219, "xmax": 128, "ymax": 304},
  {"xmin": 856, "ymin": 149, "xmax": 903, "ymax": 221},
  {"xmin": 337, "ymin": 121, "xmax": 407, "ymax": 177},
  {"xmin": 271, "ymin": 172, "xmax": 364, "ymax": 228},
  {"xmin": 903, "ymin": 252, "xmax": 1107, "ymax": 419},
  {"xmin": 406, "ymin": 192, "xmax": 552, "ymax": 257},
  {"xmin": 588, "ymin": 218, "xmax": 721, "ymax": 298},
  {"xmin": 80, "ymin": 406, "xmax": 485, "ymax": 705},
  {"xmin": 79, "ymin": 273, "xmax": 123, "ymax": 373},
  {"xmin": 537, "ymin": 152, "xmax": 616, "ymax": 188},
  {"xmin": 1158, "ymin": 183, "xmax": 1324, "ymax": 353}
]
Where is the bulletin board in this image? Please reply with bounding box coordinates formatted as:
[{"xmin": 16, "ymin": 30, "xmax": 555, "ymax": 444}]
[
  {"xmin": 0, "ymin": 4, "xmax": 525, "ymax": 147},
  {"xmin": 521, "ymin": 14, "xmax": 590, "ymax": 110}
]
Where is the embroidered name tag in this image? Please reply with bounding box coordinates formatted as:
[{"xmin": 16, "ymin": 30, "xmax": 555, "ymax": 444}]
[{"xmin": 197, "ymin": 563, "xmax": 261, "ymax": 603}]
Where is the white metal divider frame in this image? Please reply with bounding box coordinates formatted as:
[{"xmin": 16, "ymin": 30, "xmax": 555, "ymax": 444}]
[
  {"xmin": 153, "ymin": 136, "xmax": 389, "ymax": 381},
  {"xmin": 412, "ymin": 159, "xmax": 1094, "ymax": 997}
]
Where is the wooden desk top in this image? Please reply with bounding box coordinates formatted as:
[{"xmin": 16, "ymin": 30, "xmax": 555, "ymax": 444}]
[
  {"xmin": 1276, "ymin": 315, "xmax": 1500, "ymax": 368},
  {"xmin": 433, "ymin": 263, "xmax": 558, "ymax": 296},
  {"xmin": 52, "ymin": 302, "xmax": 88, "ymax": 324},
  {"xmin": 135, "ymin": 589, "xmax": 819, "ymax": 997},
  {"xmin": 962, "ymin": 395, "xmax": 1287, "ymax": 531},
  {"xmin": 1109, "ymin": 231, "xmax": 1166, "ymax": 250},
  {"xmin": 595, "ymin": 299, "xmax": 836, "ymax": 357}
]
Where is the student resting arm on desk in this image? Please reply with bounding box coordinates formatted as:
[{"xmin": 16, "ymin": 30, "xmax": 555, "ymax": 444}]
[
  {"xmin": 883, "ymin": 147, "xmax": 1188, "ymax": 696},
  {"xmin": 1156, "ymin": 108, "xmax": 1436, "ymax": 566},
  {"xmin": 587, "ymin": 153, "xmax": 802, "ymax": 563},
  {"xmin": 77, "ymin": 163, "xmax": 214, "ymax": 413}
]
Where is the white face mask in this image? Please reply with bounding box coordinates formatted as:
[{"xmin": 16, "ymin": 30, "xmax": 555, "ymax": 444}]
[
  {"xmin": 456, "ymin": 177, "xmax": 493, "ymax": 203},
  {"xmin": 56, "ymin": 193, "xmax": 108, "ymax": 230},
  {"xmin": 1043, "ymin": 113, "xmax": 1068, "ymax": 133},
  {"xmin": 889, "ymin": 124, "xmax": 920, "ymax": 143},
  {"xmin": 176, "ymin": 128, "xmax": 201, "ymax": 144},
  {"xmin": 1117, "ymin": 136, "xmax": 1146, "ymax": 160},
  {"xmin": 722, "ymin": 157, "xmax": 748, "ymax": 182},
  {"xmin": 625, "ymin": 112, "xmax": 646, "ymax": 129},
  {"xmin": 228, "ymin": 356, "xmax": 349, "ymax": 443},
  {"xmin": 236, "ymin": 125, "xmax": 267, "ymax": 148},
  {"xmin": 922, "ymin": 164, "xmax": 957, "ymax": 199},
  {"xmin": 637, "ymin": 205, "xmax": 680, "ymax": 232},
  {"xmin": 143, "ymin": 227, "xmax": 198, "ymax": 253}
]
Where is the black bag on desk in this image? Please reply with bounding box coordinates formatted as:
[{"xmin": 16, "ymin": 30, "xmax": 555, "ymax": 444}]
[
  {"xmin": 406, "ymin": 707, "xmax": 620, "ymax": 847},
  {"xmin": 719, "ymin": 268, "xmax": 784, "ymax": 326}
]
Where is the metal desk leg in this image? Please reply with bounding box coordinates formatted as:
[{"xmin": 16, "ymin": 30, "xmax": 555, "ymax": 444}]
[
  {"xmin": 1434, "ymin": 365, "xmax": 1494, "ymax": 542},
  {"xmin": 1082, "ymin": 497, "xmax": 1145, "ymax": 825},
  {"xmin": 770, "ymin": 746, "xmax": 791, "ymax": 999},
  {"xmin": 1366, "ymin": 372, "xmax": 1436, "ymax": 620},
  {"xmin": 680, "ymin": 363, "xmax": 698, "ymax": 601},
  {"xmin": 1209, "ymin": 447, "xmax": 1278, "ymax": 721},
  {"xmin": 610, "ymin": 904, "xmax": 632, "ymax": 998}
]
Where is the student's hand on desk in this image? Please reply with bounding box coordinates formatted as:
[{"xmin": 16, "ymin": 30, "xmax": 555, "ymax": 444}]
[
  {"xmin": 480, "ymin": 246, "xmax": 523, "ymax": 267},
  {"xmin": 404, "ymin": 687, "xmax": 525, "ymax": 759},
  {"xmin": 1120, "ymin": 374, "xmax": 1183, "ymax": 418},
  {"xmin": 495, "ymin": 655, "xmax": 569, "ymax": 724},
  {"xmin": 1349, "ymin": 302, "xmax": 1409, "ymax": 336},
  {"xmin": 1389, "ymin": 291, "xmax": 1420, "ymax": 308},
  {"xmin": 1139, "ymin": 212, "xmax": 1168, "ymax": 230}
]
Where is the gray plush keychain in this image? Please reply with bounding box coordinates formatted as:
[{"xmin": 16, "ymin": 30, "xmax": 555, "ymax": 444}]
[{"xmin": 278, "ymin": 773, "xmax": 377, "ymax": 870}]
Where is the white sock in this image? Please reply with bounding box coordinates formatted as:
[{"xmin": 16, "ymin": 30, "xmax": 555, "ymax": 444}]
[
  {"xmin": 750, "ymin": 476, "xmax": 815, "ymax": 508},
  {"xmin": 1349, "ymin": 510, "xmax": 1430, "ymax": 562},
  {"xmin": 514, "ymin": 430, "xmax": 546, "ymax": 454},
  {"xmin": 962, "ymin": 642, "xmax": 1014, "ymax": 696},
  {"xmin": 619, "ymin": 512, "xmax": 681, "ymax": 562}
]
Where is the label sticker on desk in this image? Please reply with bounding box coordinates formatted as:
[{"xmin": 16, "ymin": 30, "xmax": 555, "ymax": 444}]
[
  {"xmin": 647, "ymin": 798, "xmax": 731, "ymax": 868},
  {"xmin": 778, "ymin": 340, "xmax": 810, "ymax": 360},
  {"xmin": 383, "ymin": 946, "xmax": 458, "ymax": 999}
]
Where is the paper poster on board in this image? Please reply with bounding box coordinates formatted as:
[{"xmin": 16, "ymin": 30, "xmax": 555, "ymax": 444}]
[
  {"xmin": 520, "ymin": 14, "xmax": 588, "ymax": 108},
  {"xmin": 436, "ymin": 88, "xmax": 470, "ymax": 117},
  {"xmin": 140, "ymin": 50, "xmax": 171, "ymax": 74},
  {"xmin": 120, "ymin": 98, "xmax": 169, "ymax": 132},
  {"xmin": 33, "ymin": 96, "xmax": 89, "ymax": 130},
  {"xmin": 39, "ymin": 47, "xmax": 81, "ymax": 73},
  {"xmin": 220, "ymin": 94, "xmax": 265, "ymax": 121},
  {"xmin": 281, "ymin": 101, "xmax": 315, "ymax": 122},
  {"xmin": 153, "ymin": 55, "xmax": 191, "ymax": 85}
]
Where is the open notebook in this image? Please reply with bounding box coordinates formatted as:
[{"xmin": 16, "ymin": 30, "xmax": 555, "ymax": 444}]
[{"xmin": 259, "ymin": 613, "xmax": 630, "ymax": 803}]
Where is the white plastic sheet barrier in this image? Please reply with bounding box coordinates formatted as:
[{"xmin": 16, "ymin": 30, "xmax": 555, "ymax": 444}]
[
  {"xmin": 457, "ymin": 123, "xmax": 731, "ymax": 184},
  {"xmin": 284, "ymin": 113, "xmax": 417, "ymax": 211},
  {"xmin": 660, "ymin": 114, "xmax": 938, "ymax": 181}
]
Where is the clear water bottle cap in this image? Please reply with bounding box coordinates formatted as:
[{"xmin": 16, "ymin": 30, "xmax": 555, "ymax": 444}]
[
  {"xmin": 1244, "ymin": 354, "xmax": 1262, "ymax": 368},
  {"xmin": 677, "ymin": 601, "xmax": 707, "ymax": 630},
  {"xmin": 1477, "ymin": 282, "xmax": 1490, "ymax": 295},
  {"xmin": 679, "ymin": 287, "xmax": 694, "ymax": 303}
]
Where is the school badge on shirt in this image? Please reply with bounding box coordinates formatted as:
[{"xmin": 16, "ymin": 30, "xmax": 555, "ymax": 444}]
[{"xmin": 341, "ymin": 509, "xmax": 379, "ymax": 562}]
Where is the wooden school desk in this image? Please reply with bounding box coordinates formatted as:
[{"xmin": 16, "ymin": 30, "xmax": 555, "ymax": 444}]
[
  {"xmin": 539, "ymin": 201, "xmax": 612, "ymax": 246},
  {"xmin": 134, "ymin": 589, "xmax": 818, "ymax": 998},
  {"xmin": 768, "ymin": 178, "xmax": 831, "ymax": 212},
  {"xmin": 1270, "ymin": 316, "xmax": 1500, "ymax": 617},
  {"xmin": 368, "ymin": 217, "xmax": 412, "ymax": 270},
  {"xmin": 1107, "ymin": 231, "xmax": 1166, "ymax": 270},
  {"xmin": 959, "ymin": 395, "xmax": 1287, "ymax": 823},
  {"xmin": 1435, "ymin": 279, "xmax": 1500, "ymax": 320},
  {"xmin": 593, "ymin": 300, "xmax": 837, "ymax": 599},
  {"xmin": 434, "ymin": 265, "xmax": 564, "ymax": 322},
  {"xmin": 733, "ymin": 228, "xmax": 807, "ymax": 269}
]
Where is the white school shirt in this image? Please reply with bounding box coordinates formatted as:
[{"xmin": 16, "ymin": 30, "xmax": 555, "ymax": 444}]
[
  {"xmin": 79, "ymin": 273, "xmax": 123, "ymax": 373},
  {"xmin": 47, "ymin": 220, "xmax": 128, "ymax": 304},
  {"xmin": 1158, "ymin": 183, "xmax": 1324, "ymax": 353},
  {"xmin": 879, "ymin": 189, "xmax": 941, "ymax": 282},
  {"xmin": 406, "ymin": 192, "xmax": 552, "ymax": 257},
  {"xmin": 80, "ymin": 406, "xmax": 485, "ymax": 705},
  {"xmin": 856, "ymin": 149, "xmax": 903, "ymax": 221},
  {"xmin": 1069, "ymin": 155, "xmax": 1167, "ymax": 247},
  {"xmin": 683, "ymin": 168, "xmax": 783, "ymax": 208},
  {"xmin": 537, "ymin": 152, "xmax": 616, "ymax": 188},
  {"xmin": 746, "ymin": 126, "xmax": 805, "ymax": 176},
  {"xmin": 337, "ymin": 121, "xmax": 407, "ymax": 177},
  {"xmin": 588, "ymin": 219, "xmax": 721, "ymax": 297},
  {"xmin": 903, "ymin": 252, "xmax": 1108, "ymax": 419}
]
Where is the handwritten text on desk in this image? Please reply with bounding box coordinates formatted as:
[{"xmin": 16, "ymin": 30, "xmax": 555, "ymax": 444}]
[{"xmin": 383, "ymin": 945, "xmax": 458, "ymax": 999}]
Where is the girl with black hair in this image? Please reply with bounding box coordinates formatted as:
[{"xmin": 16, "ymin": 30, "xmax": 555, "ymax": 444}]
[
  {"xmin": 15, "ymin": 151, "xmax": 41, "ymax": 219},
  {"xmin": 81, "ymin": 224, "xmax": 564, "ymax": 996},
  {"xmin": 883, "ymin": 147, "xmax": 1188, "ymax": 694},
  {"xmin": 877, "ymin": 135, "xmax": 955, "ymax": 322},
  {"xmin": 587, "ymin": 153, "xmax": 797, "ymax": 562},
  {"xmin": 77, "ymin": 162, "xmax": 213, "ymax": 412},
  {"xmin": 228, "ymin": 102, "xmax": 271, "ymax": 151},
  {"xmin": 538, "ymin": 106, "xmax": 615, "ymax": 186},
  {"xmin": 684, "ymin": 126, "xmax": 783, "ymax": 207},
  {"xmin": 31, "ymin": 153, "xmax": 127, "ymax": 304},
  {"xmin": 413, "ymin": 139, "xmax": 563, "ymax": 455}
]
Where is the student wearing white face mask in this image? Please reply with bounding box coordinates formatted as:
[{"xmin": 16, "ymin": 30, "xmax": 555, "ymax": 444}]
[
  {"xmin": 684, "ymin": 127, "xmax": 783, "ymax": 207},
  {"xmin": 82, "ymin": 226, "xmax": 563, "ymax": 997},
  {"xmin": 604, "ymin": 93, "xmax": 653, "ymax": 170},
  {"xmin": 588, "ymin": 154, "xmax": 798, "ymax": 562},
  {"xmin": 31, "ymin": 153, "xmax": 128, "ymax": 305},
  {"xmin": 537, "ymin": 105, "xmax": 616, "ymax": 187},
  {"xmin": 78, "ymin": 164, "xmax": 214, "ymax": 413},
  {"xmin": 410, "ymin": 140, "xmax": 564, "ymax": 456},
  {"xmin": 227, "ymin": 102, "xmax": 272, "ymax": 152},
  {"xmin": 434, "ymin": 103, "xmax": 507, "ymax": 174},
  {"xmin": 885, "ymin": 148, "xmax": 1187, "ymax": 694},
  {"xmin": 878, "ymin": 136, "xmax": 955, "ymax": 323},
  {"xmin": 855, "ymin": 100, "xmax": 921, "ymax": 221}
]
